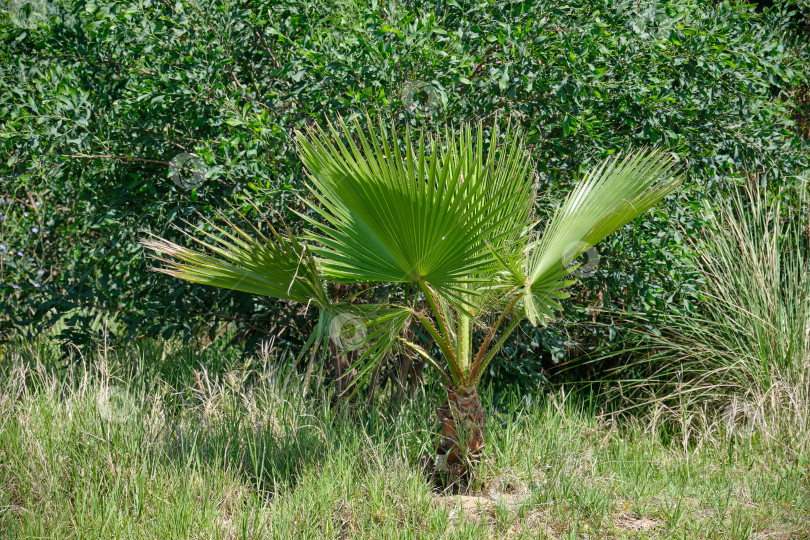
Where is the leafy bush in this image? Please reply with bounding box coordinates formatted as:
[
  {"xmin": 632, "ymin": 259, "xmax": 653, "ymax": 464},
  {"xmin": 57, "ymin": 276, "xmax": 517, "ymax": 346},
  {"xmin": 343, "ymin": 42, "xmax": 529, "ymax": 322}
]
[{"xmin": 1, "ymin": 0, "xmax": 808, "ymax": 387}]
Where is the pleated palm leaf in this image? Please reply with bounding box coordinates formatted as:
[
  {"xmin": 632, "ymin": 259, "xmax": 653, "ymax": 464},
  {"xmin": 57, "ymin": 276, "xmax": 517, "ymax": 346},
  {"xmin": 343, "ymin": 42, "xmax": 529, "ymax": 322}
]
[{"xmin": 142, "ymin": 116, "xmax": 682, "ymax": 480}]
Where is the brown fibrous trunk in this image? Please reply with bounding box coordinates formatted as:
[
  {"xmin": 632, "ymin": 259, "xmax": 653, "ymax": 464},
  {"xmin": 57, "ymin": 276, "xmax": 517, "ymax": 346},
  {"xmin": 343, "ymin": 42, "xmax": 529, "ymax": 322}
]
[
  {"xmin": 329, "ymin": 342, "xmax": 358, "ymax": 399},
  {"xmin": 434, "ymin": 384, "xmax": 486, "ymax": 484}
]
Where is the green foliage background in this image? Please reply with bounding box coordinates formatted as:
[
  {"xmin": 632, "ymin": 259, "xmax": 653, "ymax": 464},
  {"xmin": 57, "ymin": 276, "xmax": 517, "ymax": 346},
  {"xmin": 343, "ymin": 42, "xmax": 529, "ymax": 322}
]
[{"xmin": 1, "ymin": 0, "xmax": 808, "ymax": 386}]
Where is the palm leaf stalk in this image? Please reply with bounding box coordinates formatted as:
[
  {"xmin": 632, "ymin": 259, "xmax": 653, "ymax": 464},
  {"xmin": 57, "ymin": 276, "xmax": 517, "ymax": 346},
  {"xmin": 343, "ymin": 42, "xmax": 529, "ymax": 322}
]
[{"xmin": 142, "ymin": 116, "xmax": 683, "ymax": 483}]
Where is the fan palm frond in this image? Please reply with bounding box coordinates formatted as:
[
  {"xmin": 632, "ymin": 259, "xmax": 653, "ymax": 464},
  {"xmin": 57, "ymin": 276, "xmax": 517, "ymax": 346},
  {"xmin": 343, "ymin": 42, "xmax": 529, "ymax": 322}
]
[
  {"xmin": 518, "ymin": 149, "xmax": 683, "ymax": 325},
  {"xmin": 295, "ymin": 116, "xmax": 534, "ymax": 306},
  {"xmin": 141, "ymin": 213, "xmax": 329, "ymax": 307}
]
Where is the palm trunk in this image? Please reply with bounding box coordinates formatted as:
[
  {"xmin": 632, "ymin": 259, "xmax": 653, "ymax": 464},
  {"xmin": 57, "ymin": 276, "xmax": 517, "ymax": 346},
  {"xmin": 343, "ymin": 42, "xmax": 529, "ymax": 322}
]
[
  {"xmin": 329, "ymin": 341, "xmax": 357, "ymax": 399},
  {"xmin": 435, "ymin": 384, "xmax": 486, "ymax": 483}
]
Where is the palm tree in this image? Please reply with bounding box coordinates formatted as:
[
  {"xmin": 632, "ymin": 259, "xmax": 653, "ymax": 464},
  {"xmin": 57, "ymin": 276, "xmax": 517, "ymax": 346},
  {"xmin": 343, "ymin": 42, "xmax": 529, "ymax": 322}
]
[{"xmin": 142, "ymin": 117, "xmax": 682, "ymax": 481}]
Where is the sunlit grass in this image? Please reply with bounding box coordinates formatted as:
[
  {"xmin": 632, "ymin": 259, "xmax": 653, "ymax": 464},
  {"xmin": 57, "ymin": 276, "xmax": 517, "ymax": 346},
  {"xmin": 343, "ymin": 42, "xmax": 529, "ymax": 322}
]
[{"xmin": 1, "ymin": 340, "xmax": 807, "ymax": 539}]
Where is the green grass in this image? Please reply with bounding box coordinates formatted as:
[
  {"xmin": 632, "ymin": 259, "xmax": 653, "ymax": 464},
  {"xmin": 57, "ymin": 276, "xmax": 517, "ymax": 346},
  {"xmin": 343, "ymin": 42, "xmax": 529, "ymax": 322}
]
[
  {"xmin": 602, "ymin": 182, "xmax": 810, "ymax": 464},
  {"xmin": 1, "ymin": 341, "xmax": 807, "ymax": 539}
]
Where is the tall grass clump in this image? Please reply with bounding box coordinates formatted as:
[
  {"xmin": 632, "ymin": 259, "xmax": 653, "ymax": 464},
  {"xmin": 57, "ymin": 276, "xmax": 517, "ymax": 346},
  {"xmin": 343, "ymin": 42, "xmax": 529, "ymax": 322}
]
[{"xmin": 622, "ymin": 181, "xmax": 810, "ymax": 454}]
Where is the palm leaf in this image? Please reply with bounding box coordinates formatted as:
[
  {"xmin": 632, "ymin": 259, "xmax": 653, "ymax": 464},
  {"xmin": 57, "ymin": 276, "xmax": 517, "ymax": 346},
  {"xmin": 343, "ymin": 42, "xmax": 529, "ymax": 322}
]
[
  {"xmin": 141, "ymin": 213, "xmax": 329, "ymax": 307},
  {"xmin": 517, "ymin": 149, "xmax": 683, "ymax": 325},
  {"xmin": 295, "ymin": 116, "xmax": 534, "ymax": 306}
]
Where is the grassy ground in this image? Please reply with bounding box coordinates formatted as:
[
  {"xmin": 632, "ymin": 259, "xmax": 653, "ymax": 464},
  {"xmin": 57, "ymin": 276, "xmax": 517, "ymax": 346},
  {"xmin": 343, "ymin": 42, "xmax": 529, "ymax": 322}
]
[{"xmin": 0, "ymin": 341, "xmax": 807, "ymax": 539}]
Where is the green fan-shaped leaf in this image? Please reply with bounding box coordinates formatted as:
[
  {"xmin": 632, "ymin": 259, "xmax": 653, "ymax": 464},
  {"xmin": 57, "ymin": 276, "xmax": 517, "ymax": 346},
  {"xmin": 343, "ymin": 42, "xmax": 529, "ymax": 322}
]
[
  {"xmin": 514, "ymin": 149, "xmax": 683, "ymax": 325},
  {"xmin": 141, "ymin": 213, "xmax": 329, "ymax": 307},
  {"xmin": 295, "ymin": 116, "xmax": 534, "ymax": 305}
]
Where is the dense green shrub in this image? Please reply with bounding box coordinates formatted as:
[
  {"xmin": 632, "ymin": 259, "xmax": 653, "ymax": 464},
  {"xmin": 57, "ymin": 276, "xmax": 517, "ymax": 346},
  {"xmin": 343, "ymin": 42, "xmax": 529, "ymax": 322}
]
[{"xmin": 1, "ymin": 0, "xmax": 808, "ymax": 387}]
